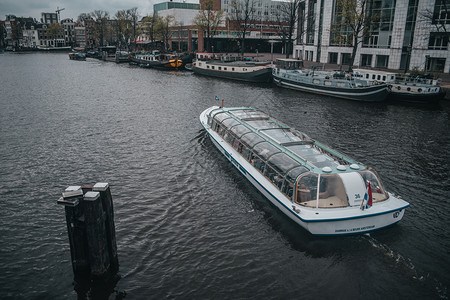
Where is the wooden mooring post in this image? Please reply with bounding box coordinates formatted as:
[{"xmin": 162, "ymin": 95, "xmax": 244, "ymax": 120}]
[{"xmin": 57, "ymin": 183, "xmax": 120, "ymax": 296}]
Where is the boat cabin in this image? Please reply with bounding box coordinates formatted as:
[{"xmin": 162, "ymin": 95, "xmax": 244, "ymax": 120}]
[
  {"xmin": 275, "ymin": 58, "xmax": 304, "ymax": 70},
  {"xmin": 207, "ymin": 107, "xmax": 388, "ymax": 208}
]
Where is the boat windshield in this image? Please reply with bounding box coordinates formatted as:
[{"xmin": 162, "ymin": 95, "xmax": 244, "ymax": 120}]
[
  {"xmin": 357, "ymin": 169, "xmax": 388, "ymax": 202},
  {"xmin": 296, "ymin": 173, "xmax": 348, "ymax": 208}
]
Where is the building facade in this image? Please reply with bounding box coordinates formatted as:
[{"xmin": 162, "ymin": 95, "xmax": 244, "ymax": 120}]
[
  {"xmin": 61, "ymin": 18, "xmax": 75, "ymax": 47},
  {"xmin": 152, "ymin": 0, "xmax": 291, "ymax": 53},
  {"xmin": 293, "ymin": 0, "xmax": 450, "ymax": 73}
]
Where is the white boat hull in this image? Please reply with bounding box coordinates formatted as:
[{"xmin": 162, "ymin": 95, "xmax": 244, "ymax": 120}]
[{"xmin": 200, "ymin": 107, "xmax": 409, "ymax": 236}]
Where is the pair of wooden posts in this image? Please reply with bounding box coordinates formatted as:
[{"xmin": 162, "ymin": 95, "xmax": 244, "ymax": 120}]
[{"xmin": 57, "ymin": 183, "xmax": 119, "ymax": 283}]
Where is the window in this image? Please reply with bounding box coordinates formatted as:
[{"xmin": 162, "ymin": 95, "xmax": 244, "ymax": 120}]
[
  {"xmin": 363, "ymin": 35, "xmax": 378, "ymax": 48},
  {"xmin": 376, "ymin": 55, "xmax": 389, "ymax": 68},
  {"xmin": 296, "ymin": 173, "xmax": 348, "ymax": 207},
  {"xmin": 360, "ymin": 54, "xmax": 372, "ymax": 67},
  {"xmin": 426, "ymin": 57, "xmax": 446, "ymax": 72},
  {"xmin": 329, "ymin": 52, "xmax": 338, "ymax": 64},
  {"xmin": 433, "ymin": 0, "xmax": 450, "ymax": 24},
  {"xmin": 341, "ymin": 53, "xmax": 351, "ymax": 65},
  {"xmin": 358, "ymin": 169, "xmax": 388, "ymax": 202},
  {"xmin": 428, "ymin": 32, "xmax": 448, "ymax": 50}
]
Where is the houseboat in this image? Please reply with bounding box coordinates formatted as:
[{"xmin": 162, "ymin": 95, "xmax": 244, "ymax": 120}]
[
  {"xmin": 200, "ymin": 105, "xmax": 409, "ymax": 236},
  {"xmin": 193, "ymin": 54, "xmax": 273, "ymax": 83},
  {"xmin": 115, "ymin": 50, "xmax": 130, "ymax": 63},
  {"xmin": 130, "ymin": 52, "xmax": 183, "ymax": 70},
  {"xmin": 273, "ymin": 59, "xmax": 388, "ymax": 102},
  {"xmin": 352, "ymin": 69, "xmax": 445, "ymax": 103},
  {"xmin": 98, "ymin": 46, "xmax": 117, "ymax": 62}
]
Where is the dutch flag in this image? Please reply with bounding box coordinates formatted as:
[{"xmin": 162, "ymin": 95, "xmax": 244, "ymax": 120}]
[{"xmin": 360, "ymin": 181, "xmax": 373, "ymax": 210}]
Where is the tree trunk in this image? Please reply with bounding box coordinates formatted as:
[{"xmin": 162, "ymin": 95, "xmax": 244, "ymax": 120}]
[
  {"xmin": 350, "ymin": 35, "xmax": 358, "ymax": 70},
  {"xmin": 240, "ymin": 32, "xmax": 246, "ymax": 57}
]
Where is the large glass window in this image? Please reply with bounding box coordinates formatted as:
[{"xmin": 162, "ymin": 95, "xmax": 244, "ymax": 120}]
[
  {"xmin": 306, "ymin": 0, "xmax": 317, "ymax": 45},
  {"xmin": 250, "ymin": 153, "xmax": 266, "ymax": 174},
  {"xmin": 230, "ymin": 124, "xmax": 252, "ymax": 138},
  {"xmin": 361, "ymin": 54, "xmax": 373, "ymax": 67},
  {"xmin": 267, "ymin": 153, "xmax": 299, "ymax": 175},
  {"xmin": 230, "ymin": 109, "xmax": 267, "ymax": 120},
  {"xmin": 376, "ymin": 55, "xmax": 389, "ymax": 68},
  {"xmin": 240, "ymin": 132, "xmax": 265, "ymax": 148},
  {"xmin": 358, "ymin": 169, "xmax": 387, "ymax": 202},
  {"xmin": 213, "ymin": 111, "xmax": 231, "ymax": 124},
  {"xmin": 296, "ymin": 173, "xmax": 349, "ymax": 208},
  {"xmin": 261, "ymin": 128, "xmax": 303, "ymax": 144},
  {"xmin": 329, "ymin": 52, "xmax": 338, "ymax": 64},
  {"xmin": 221, "ymin": 118, "xmax": 240, "ymax": 130},
  {"xmin": 296, "ymin": 172, "xmax": 318, "ymax": 204},
  {"xmin": 246, "ymin": 119, "xmax": 284, "ymax": 130},
  {"xmin": 428, "ymin": 32, "xmax": 449, "ymax": 50},
  {"xmin": 433, "ymin": 0, "xmax": 450, "ymax": 24},
  {"xmin": 283, "ymin": 166, "xmax": 309, "ymax": 200},
  {"xmin": 253, "ymin": 141, "xmax": 281, "ymax": 160},
  {"xmin": 426, "ymin": 57, "xmax": 446, "ymax": 72}
]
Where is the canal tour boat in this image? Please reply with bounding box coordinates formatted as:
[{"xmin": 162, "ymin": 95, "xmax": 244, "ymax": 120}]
[
  {"xmin": 352, "ymin": 69, "xmax": 445, "ymax": 103},
  {"xmin": 193, "ymin": 54, "xmax": 273, "ymax": 83},
  {"xmin": 273, "ymin": 59, "xmax": 388, "ymax": 102},
  {"xmin": 200, "ymin": 105, "xmax": 409, "ymax": 235}
]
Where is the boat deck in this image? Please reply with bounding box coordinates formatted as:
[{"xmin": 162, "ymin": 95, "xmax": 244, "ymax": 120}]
[{"xmin": 297, "ymin": 192, "xmax": 387, "ymax": 208}]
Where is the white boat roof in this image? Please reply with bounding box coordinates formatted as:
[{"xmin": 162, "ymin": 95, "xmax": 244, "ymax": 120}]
[{"xmin": 209, "ymin": 107, "xmax": 364, "ymax": 175}]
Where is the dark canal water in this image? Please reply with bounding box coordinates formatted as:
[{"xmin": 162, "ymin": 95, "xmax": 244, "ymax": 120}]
[{"xmin": 1, "ymin": 52, "xmax": 449, "ymax": 299}]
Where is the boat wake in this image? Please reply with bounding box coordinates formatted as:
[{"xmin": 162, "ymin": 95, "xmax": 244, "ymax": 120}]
[{"xmin": 363, "ymin": 234, "xmax": 448, "ymax": 299}]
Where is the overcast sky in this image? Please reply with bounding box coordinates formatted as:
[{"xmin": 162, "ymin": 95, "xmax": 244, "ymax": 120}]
[{"xmin": 1, "ymin": 0, "xmax": 198, "ymax": 21}]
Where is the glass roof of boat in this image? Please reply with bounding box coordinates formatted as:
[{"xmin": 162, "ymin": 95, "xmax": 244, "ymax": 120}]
[
  {"xmin": 229, "ymin": 109, "xmax": 268, "ymax": 120},
  {"xmin": 260, "ymin": 128, "xmax": 304, "ymax": 144},
  {"xmin": 246, "ymin": 119, "xmax": 284, "ymax": 130},
  {"xmin": 209, "ymin": 107, "xmax": 360, "ymax": 173}
]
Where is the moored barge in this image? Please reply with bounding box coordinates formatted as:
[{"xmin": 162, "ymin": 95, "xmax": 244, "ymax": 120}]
[
  {"xmin": 200, "ymin": 106, "xmax": 409, "ymax": 235},
  {"xmin": 273, "ymin": 59, "xmax": 388, "ymax": 102},
  {"xmin": 193, "ymin": 53, "xmax": 273, "ymax": 83}
]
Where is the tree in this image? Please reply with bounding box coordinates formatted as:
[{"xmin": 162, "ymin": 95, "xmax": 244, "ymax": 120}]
[
  {"xmin": 47, "ymin": 23, "xmax": 63, "ymax": 46},
  {"xmin": 419, "ymin": 0, "xmax": 449, "ymax": 34},
  {"xmin": 127, "ymin": 7, "xmax": 140, "ymax": 50},
  {"xmin": 330, "ymin": 0, "xmax": 379, "ymax": 68},
  {"xmin": 141, "ymin": 15, "xmax": 158, "ymax": 50},
  {"xmin": 155, "ymin": 15, "xmax": 176, "ymax": 52},
  {"xmin": 91, "ymin": 10, "xmax": 110, "ymax": 47},
  {"xmin": 193, "ymin": 0, "xmax": 224, "ymax": 52},
  {"xmin": 115, "ymin": 10, "xmax": 131, "ymax": 50},
  {"xmin": 229, "ymin": 0, "xmax": 256, "ymax": 56},
  {"xmin": 296, "ymin": 1, "xmax": 308, "ymax": 60},
  {"xmin": 276, "ymin": 0, "xmax": 303, "ymax": 58}
]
